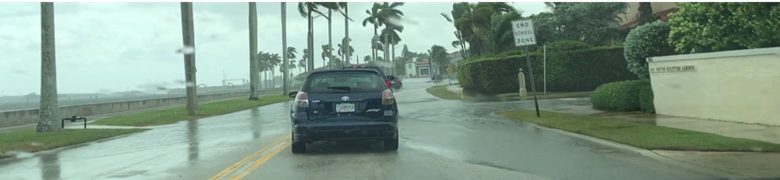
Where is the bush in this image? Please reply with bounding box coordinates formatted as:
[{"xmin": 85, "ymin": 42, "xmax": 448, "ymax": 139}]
[
  {"xmin": 624, "ymin": 21, "xmax": 675, "ymax": 79},
  {"xmin": 538, "ymin": 40, "xmax": 593, "ymax": 53},
  {"xmin": 457, "ymin": 46, "xmax": 637, "ymax": 95},
  {"xmin": 639, "ymin": 85, "xmax": 655, "ymax": 113},
  {"xmin": 590, "ymin": 80, "xmax": 650, "ymax": 111}
]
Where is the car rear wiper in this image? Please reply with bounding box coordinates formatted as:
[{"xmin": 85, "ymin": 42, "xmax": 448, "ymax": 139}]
[{"xmin": 326, "ymin": 86, "xmax": 351, "ymax": 92}]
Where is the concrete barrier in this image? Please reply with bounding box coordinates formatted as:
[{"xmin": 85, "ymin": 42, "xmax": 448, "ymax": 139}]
[{"xmin": 0, "ymin": 88, "xmax": 289, "ymax": 128}]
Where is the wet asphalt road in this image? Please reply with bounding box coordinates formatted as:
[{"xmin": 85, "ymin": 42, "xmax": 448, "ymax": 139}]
[{"xmin": 0, "ymin": 79, "xmax": 728, "ymax": 180}]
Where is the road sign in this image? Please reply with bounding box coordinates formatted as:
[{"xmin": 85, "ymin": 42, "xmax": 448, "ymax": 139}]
[
  {"xmin": 512, "ymin": 19, "xmax": 537, "ymax": 47},
  {"xmin": 512, "ymin": 18, "xmax": 541, "ymax": 117},
  {"xmin": 446, "ymin": 67, "xmax": 452, "ymax": 75}
]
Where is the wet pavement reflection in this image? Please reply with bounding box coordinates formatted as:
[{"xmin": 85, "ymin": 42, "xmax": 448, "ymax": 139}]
[
  {"xmin": 39, "ymin": 152, "xmax": 59, "ymax": 180},
  {"xmin": 0, "ymin": 79, "xmax": 738, "ymax": 180},
  {"xmin": 187, "ymin": 120, "xmax": 198, "ymax": 162}
]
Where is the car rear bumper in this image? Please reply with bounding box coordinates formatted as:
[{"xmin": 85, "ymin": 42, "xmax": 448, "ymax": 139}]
[{"xmin": 292, "ymin": 122, "xmax": 397, "ymax": 143}]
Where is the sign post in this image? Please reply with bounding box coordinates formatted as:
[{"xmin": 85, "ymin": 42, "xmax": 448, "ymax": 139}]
[
  {"xmin": 511, "ymin": 19, "xmax": 541, "ymax": 117},
  {"xmin": 446, "ymin": 67, "xmax": 453, "ymax": 85}
]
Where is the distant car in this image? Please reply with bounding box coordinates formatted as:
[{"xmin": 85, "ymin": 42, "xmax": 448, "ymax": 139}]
[
  {"xmin": 390, "ymin": 77, "xmax": 403, "ymax": 90},
  {"xmin": 287, "ymin": 68, "xmax": 399, "ymax": 154},
  {"xmin": 343, "ymin": 65, "xmax": 397, "ymax": 90}
]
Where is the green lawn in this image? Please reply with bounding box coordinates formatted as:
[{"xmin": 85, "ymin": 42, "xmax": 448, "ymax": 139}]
[
  {"xmin": 426, "ymin": 85, "xmax": 471, "ymax": 100},
  {"xmin": 497, "ymin": 110, "xmax": 780, "ymax": 152},
  {"xmin": 92, "ymin": 95, "xmax": 291, "ymax": 126},
  {"xmin": 0, "ymin": 129, "xmax": 147, "ymax": 159}
]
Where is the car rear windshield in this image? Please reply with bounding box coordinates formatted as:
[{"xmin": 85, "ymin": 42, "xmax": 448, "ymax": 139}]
[
  {"xmin": 304, "ymin": 72, "xmax": 387, "ymax": 93},
  {"xmin": 346, "ymin": 66, "xmax": 385, "ymax": 77}
]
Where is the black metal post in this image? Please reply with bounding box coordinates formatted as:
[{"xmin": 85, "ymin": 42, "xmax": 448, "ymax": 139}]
[{"xmin": 524, "ymin": 46, "xmax": 541, "ymax": 117}]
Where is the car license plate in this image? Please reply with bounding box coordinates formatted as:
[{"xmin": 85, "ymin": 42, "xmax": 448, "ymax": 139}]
[{"xmin": 336, "ymin": 103, "xmax": 355, "ymax": 113}]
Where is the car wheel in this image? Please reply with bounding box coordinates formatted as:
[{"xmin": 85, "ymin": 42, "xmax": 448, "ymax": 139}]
[
  {"xmin": 291, "ymin": 133, "xmax": 306, "ymax": 154},
  {"xmin": 384, "ymin": 133, "xmax": 399, "ymax": 151}
]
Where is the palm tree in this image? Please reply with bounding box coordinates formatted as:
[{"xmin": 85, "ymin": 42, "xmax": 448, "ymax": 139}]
[
  {"xmin": 379, "ymin": 1, "xmax": 404, "ymax": 74},
  {"xmin": 441, "ymin": 12, "xmax": 469, "ymax": 59},
  {"xmin": 281, "ymin": 2, "xmax": 289, "ymax": 94},
  {"xmin": 38, "ymin": 2, "xmax": 59, "ymax": 131},
  {"xmin": 248, "ymin": 2, "xmax": 260, "ymax": 100},
  {"xmin": 269, "ymin": 53, "xmax": 282, "ymax": 87},
  {"xmin": 285, "ymin": 46, "xmax": 297, "ymax": 88},
  {"xmin": 321, "ymin": 44, "xmax": 334, "ymax": 68},
  {"xmin": 256, "ymin": 51, "xmax": 270, "ymax": 88},
  {"xmin": 298, "ymin": 48, "xmax": 308, "ymax": 74},
  {"xmin": 363, "ymin": 3, "xmax": 384, "ymax": 62},
  {"xmin": 341, "ymin": 2, "xmax": 352, "ymax": 65},
  {"xmin": 297, "ymin": 2, "xmax": 341, "ymax": 71},
  {"xmin": 428, "ymin": 45, "xmax": 448, "ymax": 75},
  {"xmin": 363, "ymin": 55, "xmax": 371, "ymax": 64},
  {"xmin": 337, "ymin": 37, "xmax": 355, "ymax": 63},
  {"xmin": 378, "ymin": 2, "xmax": 404, "ymax": 70}
]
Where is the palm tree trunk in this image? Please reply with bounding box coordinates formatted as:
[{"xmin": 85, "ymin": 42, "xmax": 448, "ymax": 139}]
[
  {"xmin": 248, "ymin": 2, "xmax": 260, "ymax": 100},
  {"xmin": 271, "ymin": 69, "xmax": 276, "ymax": 87},
  {"xmin": 38, "ymin": 2, "xmax": 60, "ymax": 132},
  {"xmin": 327, "ymin": 9, "xmax": 333, "ymax": 69},
  {"xmin": 344, "ymin": 3, "xmax": 350, "ymax": 65},
  {"xmin": 307, "ymin": 9, "xmax": 315, "ymax": 71},
  {"xmin": 281, "ymin": 2, "xmax": 289, "ymax": 94},
  {"xmin": 372, "ymin": 24, "xmax": 378, "ymax": 62}
]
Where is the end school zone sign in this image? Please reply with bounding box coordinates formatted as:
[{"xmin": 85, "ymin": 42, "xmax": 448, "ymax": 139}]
[{"xmin": 512, "ymin": 19, "xmax": 537, "ymax": 47}]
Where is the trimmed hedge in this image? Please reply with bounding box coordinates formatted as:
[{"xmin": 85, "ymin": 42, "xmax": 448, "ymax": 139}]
[
  {"xmin": 457, "ymin": 46, "xmax": 637, "ymax": 95},
  {"xmin": 590, "ymin": 80, "xmax": 650, "ymax": 112},
  {"xmin": 537, "ymin": 40, "xmax": 593, "ymax": 53},
  {"xmin": 624, "ymin": 21, "xmax": 675, "ymax": 79},
  {"xmin": 639, "ymin": 85, "xmax": 655, "ymax": 113}
]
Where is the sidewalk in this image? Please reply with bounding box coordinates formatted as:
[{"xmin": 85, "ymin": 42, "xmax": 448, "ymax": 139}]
[{"xmin": 448, "ymin": 84, "xmax": 780, "ymax": 145}]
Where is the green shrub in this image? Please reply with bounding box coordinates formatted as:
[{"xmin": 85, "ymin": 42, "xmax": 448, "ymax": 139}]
[
  {"xmin": 457, "ymin": 46, "xmax": 637, "ymax": 95},
  {"xmin": 590, "ymin": 80, "xmax": 650, "ymax": 111},
  {"xmin": 624, "ymin": 21, "xmax": 675, "ymax": 79},
  {"xmin": 538, "ymin": 40, "xmax": 593, "ymax": 53},
  {"xmin": 639, "ymin": 85, "xmax": 655, "ymax": 113}
]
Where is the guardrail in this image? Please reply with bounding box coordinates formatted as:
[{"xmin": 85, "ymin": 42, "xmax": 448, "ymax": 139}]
[
  {"xmin": 0, "ymin": 86, "xmax": 300, "ymax": 128},
  {"xmin": 0, "ymin": 86, "xmax": 294, "ymax": 111}
]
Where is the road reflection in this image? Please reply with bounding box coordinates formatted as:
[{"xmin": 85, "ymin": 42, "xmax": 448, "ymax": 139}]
[
  {"xmin": 187, "ymin": 120, "xmax": 199, "ymax": 162},
  {"xmin": 250, "ymin": 108, "xmax": 262, "ymax": 139},
  {"xmin": 39, "ymin": 152, "xmax": 60, "ymax": 180}
]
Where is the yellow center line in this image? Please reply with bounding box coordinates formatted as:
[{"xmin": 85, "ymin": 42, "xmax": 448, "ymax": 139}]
[
  {"xmin": 208, "ymin": 135, "xmax": 289, "ymax": 180},
  {"xmin": 228, "ymin": 139, "xmax": 291, "ymax": 180}
]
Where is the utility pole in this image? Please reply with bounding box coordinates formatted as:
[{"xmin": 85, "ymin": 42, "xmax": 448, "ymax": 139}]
[
  {"xmin": 180, "ymin": 2, "xmax": 198, "ymax": 115},
  {"xmin": 281, "ymin": 2, "xmax": 289, "ymax": 95},
  {"xmin": 248, "ymin": 2, "xmax": 260, "ymax": 100},
  {"xmin": 37, "ymin": 2, "xmax": 60, "ymax": 132},
  {"xmin": 344, "ymin": 3, "xmax": 350, "ymax": 65}
]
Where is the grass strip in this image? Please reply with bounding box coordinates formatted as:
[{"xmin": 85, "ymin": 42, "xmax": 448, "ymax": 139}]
[
  {"xmin": 496, "ymin": 91, "xmax": 592, "ymax": 100},
  {"xmin": 0, "ymin": 129, "xmax": 147, "ymax": 159},
  {"xmin": 92, "ymin": 95, "xmax": 291, "ymax": 126},
  {"xmin": 497, "ymin": 110, "xmax": 780, "ymax": 152},
  {"xmin": 425, "ymin": 85, "xmax": 471, "ymax": 100}
]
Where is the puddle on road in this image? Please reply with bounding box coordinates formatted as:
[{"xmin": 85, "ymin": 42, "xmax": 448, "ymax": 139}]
[{"xmin": 402, "ymin": 140, "xmax": 465, "ymax": 161}]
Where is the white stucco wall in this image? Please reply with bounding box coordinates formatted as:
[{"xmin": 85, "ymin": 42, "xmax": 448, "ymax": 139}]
[{"xmin": 648, "ymin": 47, "xmax": 780, "ymax": 126}]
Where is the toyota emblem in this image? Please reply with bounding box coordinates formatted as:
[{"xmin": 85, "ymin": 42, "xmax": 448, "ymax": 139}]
[{"xmin": 341, "ymin": 96, "xmax": 350, "ymax": 101}]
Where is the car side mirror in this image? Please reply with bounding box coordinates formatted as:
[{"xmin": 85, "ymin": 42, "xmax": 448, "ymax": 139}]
[{"xmin": 288, "ymin": 91, "xmax": 298, "ymax": 98}]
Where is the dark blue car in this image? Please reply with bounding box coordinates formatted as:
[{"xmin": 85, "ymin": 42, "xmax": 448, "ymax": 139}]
[{"xmin": 287, "ymin": 68, "xmax": 399, "ymax": 154}]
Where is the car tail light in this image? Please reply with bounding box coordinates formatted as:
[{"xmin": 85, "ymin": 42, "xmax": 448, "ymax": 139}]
[
  {"xmin": 295, "ymin": 92, "xmax": 309, "ymax": 107},
  {"xmin": 385, "ymin": 81, "xmax": 392, "ymax": 88},
  {"xmin": 382, "ymin": 89, "xmax": 395, "ymax": 105}
]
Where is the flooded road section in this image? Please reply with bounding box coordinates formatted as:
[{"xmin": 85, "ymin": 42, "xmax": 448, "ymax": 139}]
[{"xmin": 0, "ymin": 79, "xmax": 725, "ymax": 180}]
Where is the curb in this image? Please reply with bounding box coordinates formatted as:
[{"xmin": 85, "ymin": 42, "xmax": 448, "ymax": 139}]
[{"xmin": 488, "ymin": 111, "xmax": 752, "ymax": 180}]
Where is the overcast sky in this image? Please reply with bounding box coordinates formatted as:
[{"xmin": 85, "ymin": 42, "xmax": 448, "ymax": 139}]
[{"xmin": 0, "ymin": 2, "xmax": 547, "ymax": 95}]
